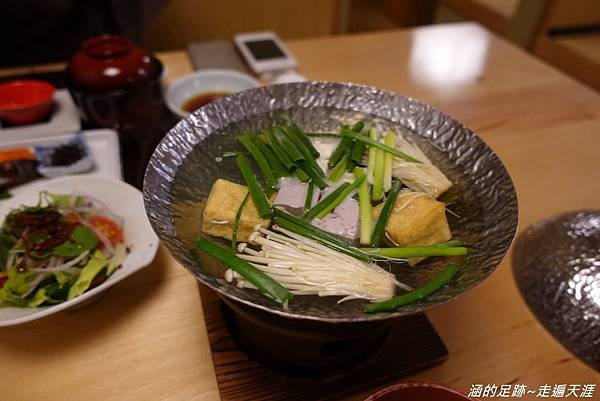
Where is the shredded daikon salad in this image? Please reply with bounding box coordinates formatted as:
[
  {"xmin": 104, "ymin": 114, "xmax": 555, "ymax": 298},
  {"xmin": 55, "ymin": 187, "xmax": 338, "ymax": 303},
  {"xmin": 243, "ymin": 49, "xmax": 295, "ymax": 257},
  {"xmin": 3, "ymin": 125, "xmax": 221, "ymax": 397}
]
[{"xmin": 0, "ymin": 192, "xmax": 128, "ymax": 307}]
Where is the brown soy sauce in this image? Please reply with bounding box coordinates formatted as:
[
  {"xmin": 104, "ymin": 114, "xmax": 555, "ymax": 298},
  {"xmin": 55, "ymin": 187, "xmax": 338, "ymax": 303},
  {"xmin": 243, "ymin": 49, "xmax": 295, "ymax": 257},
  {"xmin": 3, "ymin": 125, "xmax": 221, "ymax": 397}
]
[{"xmin": 182, "ymin": 91, "xmax": 231, "ymax": 113}]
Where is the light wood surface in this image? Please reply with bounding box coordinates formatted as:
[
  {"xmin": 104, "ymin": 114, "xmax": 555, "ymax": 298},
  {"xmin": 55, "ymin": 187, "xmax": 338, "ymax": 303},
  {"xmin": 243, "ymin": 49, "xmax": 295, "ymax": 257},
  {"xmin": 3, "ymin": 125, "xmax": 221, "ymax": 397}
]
[{"xmin": 1, "ymin": 23, "xmax": 599, "ymax": 401}]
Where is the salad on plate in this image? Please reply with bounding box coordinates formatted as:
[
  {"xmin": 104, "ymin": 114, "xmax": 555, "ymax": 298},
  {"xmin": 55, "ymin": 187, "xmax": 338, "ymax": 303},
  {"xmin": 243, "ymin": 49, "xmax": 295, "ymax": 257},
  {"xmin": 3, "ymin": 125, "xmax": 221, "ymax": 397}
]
[{"xmin": 0, "ymin": 192, "xmax": 127, "ymax": 307}]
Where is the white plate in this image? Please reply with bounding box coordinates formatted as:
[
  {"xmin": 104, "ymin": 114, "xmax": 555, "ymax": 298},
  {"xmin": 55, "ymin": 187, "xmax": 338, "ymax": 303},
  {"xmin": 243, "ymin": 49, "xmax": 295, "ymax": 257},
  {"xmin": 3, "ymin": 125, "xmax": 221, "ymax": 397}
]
[
  {"xmin": 0, "ymin": 89, "xmax": 81, "ymax": 139},
  {"xmin": 0, "ymin": 176, "xmax": 159, "ymax": 327},
  {"xmin": 0, "ymin": 129, "xmax": 122, "ymax": 197}
]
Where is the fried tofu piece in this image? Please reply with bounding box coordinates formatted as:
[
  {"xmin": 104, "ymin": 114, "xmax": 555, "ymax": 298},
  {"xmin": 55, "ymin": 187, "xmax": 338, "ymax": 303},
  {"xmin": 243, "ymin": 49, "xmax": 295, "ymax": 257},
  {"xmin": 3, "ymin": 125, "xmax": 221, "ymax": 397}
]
[
  {"xmin": 202, "ymin": 179, "xmax": 270, "ymax": 242},
  {"xmin": 372, "ymin": 192, "xmax": 451, "ymax": 247}
]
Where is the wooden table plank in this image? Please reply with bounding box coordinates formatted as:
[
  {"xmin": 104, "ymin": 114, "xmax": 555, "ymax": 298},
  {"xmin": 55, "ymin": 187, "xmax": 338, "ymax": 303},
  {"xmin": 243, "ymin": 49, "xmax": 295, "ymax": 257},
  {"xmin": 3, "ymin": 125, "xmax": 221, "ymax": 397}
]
[{"xmin": 1, "ymin": 23, "xmax": 598, "ymax": 401}]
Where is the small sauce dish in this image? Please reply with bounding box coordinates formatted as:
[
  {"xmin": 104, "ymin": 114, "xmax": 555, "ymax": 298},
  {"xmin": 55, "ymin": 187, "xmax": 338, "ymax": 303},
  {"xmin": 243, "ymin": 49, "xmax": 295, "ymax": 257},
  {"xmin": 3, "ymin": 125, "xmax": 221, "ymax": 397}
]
[
  {"xmin": 34, "ymin": 134, "xmax": 94, "ymax": 178},
  {"xmin": 166, "ymin": 69, "xmax": 260, "ymax": 118}
]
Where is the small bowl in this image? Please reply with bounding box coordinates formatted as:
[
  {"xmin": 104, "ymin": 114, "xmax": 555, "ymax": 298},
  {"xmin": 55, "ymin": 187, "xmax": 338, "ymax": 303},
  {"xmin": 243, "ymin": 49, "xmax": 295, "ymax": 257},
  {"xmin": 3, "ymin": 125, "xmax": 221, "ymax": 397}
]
[
  {"xmin": 0, "ymin": 80, "xmax": 55, "ymax": 125},
  {"xmin": 34, "ymin": 133, "xmax": 95, "ymax": 178},
  {"xmin": 365, "ymin": 382, "xmax": 475, "ymax": 401},
  {"xmin": 166, "ymin": 69, "xmax": 260, "ymax": 118}
]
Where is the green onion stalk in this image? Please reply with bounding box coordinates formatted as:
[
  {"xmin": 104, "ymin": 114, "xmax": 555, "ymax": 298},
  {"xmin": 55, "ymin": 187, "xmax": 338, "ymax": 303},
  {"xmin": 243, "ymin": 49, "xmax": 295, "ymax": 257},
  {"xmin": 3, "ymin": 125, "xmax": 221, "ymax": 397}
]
[
  {"xmin": 315, "ymin": 171, "xmax": 365, "ymax": 219},
  {"xmin": 366, "ymin": 127, "xmax": 378, "ymax": 183},
  {"xmin": 370, "ymin": 180, "xmax": 401, "ymax": 247},
  {"xmin": 383, "ymin": 132, "xmax": 395, "ymax": 192},
  {"xmin": 236, "ymin": 154, "xmax": 272, "ymax": 219},
  {"xmin": 364, "ymin": 265, "xmax": 459, "ymax": 313},
  {"xmin": 196, "ymin": 238, "xmax": 293, "ymax": 307},
  {"xmin": 340, "ymin": 128, "xmax": 422, "ymax": 163},
  {"xmin": 328, "ymin": 125, "xmax": 354, "ymax": 168},
  {"xmin": 372, "ymin": 148, "xmax": 385, "ymax": 201},
  {"xmin": 361, "ymin": 246, "xmax": 468, "ymax": 258},
  {"xmin": 354, "ymin": 168, "xmax": 372, "ymax": 245},
  {"xmin": 347, "ymin": 121, "xmax": 370, "ymax": 172},
  {"xmin": 272, "ymin": 208, "xmax": 371, "ymax": 262},
  {"xmin": 238, "ymin": 134, "xmax": 278, "ymax": 195},
  {"xmin": 304, "ymin": 182, "xmax": 350, "ymax": 220},
  {"xmin": 282, "ymin": 126, "xmax": 324, "ymax": 176},
  {"xmin": 328, "ymin": 158, "xmax": 347, "ymax": 182},
  {"xmin": 231, "ymin": 193, "xmax": 249, "ymax": 252},
  {"xmin": 265, "ymin": 129, "xmax": 296, "ymax": 172},
  {"xmin": 252, "ymin": 136, "xmax": 289, "ymax": 177},
  {"xmin": 304, "ymin": 182, "xmax": 315, "ymax": 211}
]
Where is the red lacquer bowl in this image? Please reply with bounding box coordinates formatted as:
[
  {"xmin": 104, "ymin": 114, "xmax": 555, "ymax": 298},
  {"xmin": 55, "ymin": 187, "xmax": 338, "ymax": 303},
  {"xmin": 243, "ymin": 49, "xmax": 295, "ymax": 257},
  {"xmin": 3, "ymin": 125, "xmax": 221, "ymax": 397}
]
[
  {"xmin": 0, "ymin": 80, "xmax": 55, "ymax": 125},
  {"xmin": 68, "ymin": 34, "xmax": 158, "ymax": 92},
  {"xmin": 364, "ymin": 382, "xmax": 477, "ymax": 401}
]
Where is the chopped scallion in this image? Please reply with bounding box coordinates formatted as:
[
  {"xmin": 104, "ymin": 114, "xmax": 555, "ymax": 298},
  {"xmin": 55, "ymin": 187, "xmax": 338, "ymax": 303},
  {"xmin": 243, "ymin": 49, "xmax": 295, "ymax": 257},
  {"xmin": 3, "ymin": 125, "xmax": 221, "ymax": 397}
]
[
  {"xmin": 328, "ymin": 125, "xmax": 353, "ymax": 168},
  {"xmin": 364, "ymin": 265, "xmax": 458, "ymax": 313},
  {"xmin": 361, "ymin": 246, "xmax": 468, "ymax": 258},
  {"xmin": 348, "ymin": 121, "xmax": 371, "ymax": 172},
  {"xmin": 340, "ymin": 128, "xmax": 422, "ymax": 163},
  {"xmin": 231, "ymin": 193, "xmax": 249, "ymax": 252},
  {"xmin": 239, "ymin": 134, "xmax": 278, "ymax": 194},
  {"xmin": 273, "ymin": 127, "xmax": 304, "ymax": 163},
  {"xmin": 196, "ymin": 238, "xmax": 292, "ymax": 306},
  {"xmin": 328, "ymin": 158, "xmax": 347, "ymax": 182},
  {"xmin": 354, "ymin": 168, "xmax": 372, "ymax": 245},
  {"xmin": 273, "ymin": 208, "xmax": 371, "ymax": 262},
  {"xmin": 266, "ymin": 129, "xmax": 296, "ymax": 172},
  {"xmin": 372, "ymin": 148, "xmax": 385, "ymax": 201},
  {"xmin": 236, "ymin": 154, "xmax": 272, "ymax": 219},
  {"xmin": 371, "ymin": 181, "xmax": 401, "ymax": 247},
  {"xmin": 367, "ymin": 127, "xmax": 377, "ymax": 183},
  {"xmin": 253, "ymin": 136, "xmax": 289, "ymax": 177},
  {"xmin": 304, "ymin": 182, "xmax": 350, "ymax": 220},
  {"xmin": 304, "ymin": 182, "xmax": 315, "ymax": 211},
  {"xmin": 287, "ymin": 122, "xmax": 321, "ymax": 158},
  {"xmin": 383, "ymin": 132, "xmax": 395, "ymax": 192},
  {"xmin": 282, "ymin": 126, "xmax": 325, "ymax": 178},
  {"xmin": 315, "ymin": 171, "xmax": 366, "ymax": 219}
]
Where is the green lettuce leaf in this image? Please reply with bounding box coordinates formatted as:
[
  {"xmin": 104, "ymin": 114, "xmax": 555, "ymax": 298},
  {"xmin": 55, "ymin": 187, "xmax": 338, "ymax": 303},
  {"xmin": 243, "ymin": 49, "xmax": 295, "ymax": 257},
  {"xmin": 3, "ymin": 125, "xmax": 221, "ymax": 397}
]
[
  {"xmin": 48, "ymin": 193, "xmax": 72, "ymax": 207},
  {"xmin": 28, "ymin": 288, "xmax": 49, "ymax": 307},
  {"xmin": 54, "ymin": 271, "xmax": 76, "ymax": 289},
  {"xmin": 71, "ymin": 226, "xmax": 98, "ymax": 249},
  {"xmin": 67, "ymin": 250, "xmax": 108, "ymax": 300},
  {"xmin": 53, "ymin": 226, "xmax": 98, "ymax": 257},
  {"xmin": 4, "ymin": 267, "xmax": 35, "ymax": 295},
  {"xmin": 42, "ymin": 281, "xmax": 71, "ymax": 305},
  {"xmin": 106, "ymin": 243, "xmax": 127, "ymax": 276},
  {"xmin": 0, "ymin": 268, "xmax": 36, "ymax": 306}
]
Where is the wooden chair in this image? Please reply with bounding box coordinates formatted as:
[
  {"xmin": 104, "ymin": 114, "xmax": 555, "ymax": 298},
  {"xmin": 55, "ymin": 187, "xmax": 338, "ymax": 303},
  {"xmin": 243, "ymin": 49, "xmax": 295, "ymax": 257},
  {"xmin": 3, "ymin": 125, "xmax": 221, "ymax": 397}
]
[
  {"xmin": 530, "ymin": 0, "xmax": 600, "ymax": 91},
  {"xmin": 142, "ymin": 0, "xmax": 343, "ymax": 51}
]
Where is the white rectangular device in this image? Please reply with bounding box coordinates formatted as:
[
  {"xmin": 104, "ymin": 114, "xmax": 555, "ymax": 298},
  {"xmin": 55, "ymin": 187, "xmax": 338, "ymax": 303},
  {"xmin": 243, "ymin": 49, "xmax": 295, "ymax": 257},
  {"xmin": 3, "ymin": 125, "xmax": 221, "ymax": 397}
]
[{"xmin": 233, "ymin": 31, "xmax": 298, "ymax": 74}]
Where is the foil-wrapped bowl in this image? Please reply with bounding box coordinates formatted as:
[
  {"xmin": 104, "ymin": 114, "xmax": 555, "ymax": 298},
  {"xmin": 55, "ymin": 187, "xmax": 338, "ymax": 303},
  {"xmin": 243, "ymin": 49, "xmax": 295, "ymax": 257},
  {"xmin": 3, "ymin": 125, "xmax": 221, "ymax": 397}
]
[{"xmin": 143, "ymin": 82, "xmax": 518, "ymax": 322}]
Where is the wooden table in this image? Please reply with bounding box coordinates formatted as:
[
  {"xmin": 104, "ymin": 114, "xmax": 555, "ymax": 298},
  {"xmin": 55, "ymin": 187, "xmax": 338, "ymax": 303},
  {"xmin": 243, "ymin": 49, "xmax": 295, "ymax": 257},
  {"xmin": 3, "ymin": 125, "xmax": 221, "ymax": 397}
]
[{"xmin": 1, "ymin": 22, "xmax": 598, "ymax": 401}]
